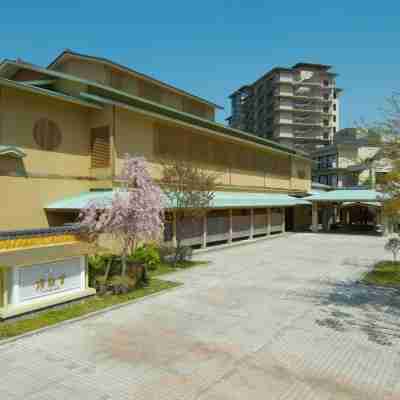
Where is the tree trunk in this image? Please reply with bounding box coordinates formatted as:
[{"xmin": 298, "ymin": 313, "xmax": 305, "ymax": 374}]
[
  {"xmin": 121, "ymin": 252, "xmax": 127, "ymax": 276},
  {"xmin": 103, "ymin": 258, "xmax": 112, "ymax": 281}
]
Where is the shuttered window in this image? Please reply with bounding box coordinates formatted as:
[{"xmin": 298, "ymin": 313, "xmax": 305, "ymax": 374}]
[
  {"xmin": 139, "ymin": 80, "xmax": 162, "ymax": 103},
  {"xmin": 183, "ymin": 98, "xmax": 207, "ymax": 118},
  {"xmin": 91, "ymin": 126, "xmax": 110, "ymax": 168}
]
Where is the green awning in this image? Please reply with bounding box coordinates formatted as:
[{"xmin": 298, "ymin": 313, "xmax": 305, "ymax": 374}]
[
  {"xmin": 46, "ymin": 190, "xmax": 310, "ymax": 211},
  {"xmin": 0, "ymin": 145, "xmax": 26, "ymax": 158},
  {"xmin": 305, "ymin": 189, "xmax": 383, "ymax": 203}
]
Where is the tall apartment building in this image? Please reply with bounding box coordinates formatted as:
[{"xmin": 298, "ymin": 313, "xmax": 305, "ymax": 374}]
[{"xmin": 228, "ymin": 63, "xmax": 342, "ymax": 153}]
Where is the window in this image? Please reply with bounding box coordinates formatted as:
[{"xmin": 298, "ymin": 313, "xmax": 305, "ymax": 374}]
[
  {"xmin": 33, "ymin": 118, "xmax": 62, "ymax": 151},
  {"xmin": 323, "ymin": 120, "xmax": 329, "ymax": 126},
  {"xmin": 333, "ymin": 116, "xmax": 336, "ymax": 122},
  {"xmin": 333, "ymin": 104, "xmax": 337, "ymax": 111},
  {"xmin": 323, "ymin": 107, "xmax": 329, "ymax": 113},
  {"xmin": 90, "ymin": 126, "xmax": 110, "ymax": 168},
  {"xmin": 323, "ymin": 80, "xmax": 329, "ymax": 86}
]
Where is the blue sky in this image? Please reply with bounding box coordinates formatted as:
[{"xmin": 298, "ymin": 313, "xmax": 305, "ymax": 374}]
[{"xmin": 1, "ymin": 1, "xmax": 399, "ymax": 128}]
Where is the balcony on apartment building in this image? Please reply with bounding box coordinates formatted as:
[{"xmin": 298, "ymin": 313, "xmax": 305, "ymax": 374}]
[
  {"xmin": 274, "ymin": 116, "xmax": 323, "ymax": 128},
  {"xmin": 273, "ymin": 87, "xmax": 324, "ymax": 101},
  {"xmin": 292, "ymin": 127, "xmax": 331, "ymax": 142}
]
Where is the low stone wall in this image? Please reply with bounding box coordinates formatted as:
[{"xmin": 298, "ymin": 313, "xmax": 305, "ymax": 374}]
[{"xmin": 0, "ymin": 226, "xmax": 94, "ymax": 319}]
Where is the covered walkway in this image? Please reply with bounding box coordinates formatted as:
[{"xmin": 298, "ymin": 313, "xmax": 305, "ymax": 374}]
[
  {"xmin": 46, "ymin": 190, "xmax": 309, "ymax": 249},
  {"xmin": 305, "ymin": 190, "xmax": 385, "ymax": 233}
]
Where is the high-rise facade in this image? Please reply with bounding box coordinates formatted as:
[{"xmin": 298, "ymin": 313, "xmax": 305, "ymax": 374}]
[{"xmin": 228, "ymin": 63, "xmax": 342, "ymax": 153}]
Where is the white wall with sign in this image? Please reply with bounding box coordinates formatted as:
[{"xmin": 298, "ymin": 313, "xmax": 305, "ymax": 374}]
[{"xmin": 9, "ymin": 257, "xmax": 85, "ymax": 305}]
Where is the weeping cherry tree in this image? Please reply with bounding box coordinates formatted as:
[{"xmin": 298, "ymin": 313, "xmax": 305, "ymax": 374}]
[{"xmin": 80, "ymin": 155, "xmax": 164, "ymax": 276}]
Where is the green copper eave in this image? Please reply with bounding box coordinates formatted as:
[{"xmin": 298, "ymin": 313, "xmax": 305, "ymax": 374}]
[
  {"xmin": 46, "ymin": 191, "xmax": 310, "ymax": 211},
  {"xmin": 0, "ymin": 77, "xmax": 103, "ymax": 110},
  {"xmin": 305, "ymin": 190, "xmax": 384, "ymax": 203}
]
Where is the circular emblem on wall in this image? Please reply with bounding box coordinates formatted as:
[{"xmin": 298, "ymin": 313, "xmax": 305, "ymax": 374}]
[{"xmin": 33, "ymin": 118, "xmax": 62, "ymax": 150}]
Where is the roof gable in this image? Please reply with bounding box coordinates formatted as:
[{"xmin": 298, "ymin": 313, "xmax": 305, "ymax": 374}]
[{"xmin": 47, "ymin": 50, "xmax": 223, "ymax": 110}]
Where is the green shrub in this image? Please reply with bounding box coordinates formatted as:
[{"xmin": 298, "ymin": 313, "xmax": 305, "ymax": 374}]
[
  {"xmin": 110, "ymin": 275, "xmax": 135, "ymax": 294},
  {"xmin": 131, "ymin": 244, "xmax": 161, "ymax": 270},
  {"xmin": 88, "ymin": 254, "xmax": 120, "ymax": 286}
]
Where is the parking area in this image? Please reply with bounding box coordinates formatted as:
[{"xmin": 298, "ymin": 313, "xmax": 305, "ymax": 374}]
[{"xmin": 0, "ymin": 233, "xmax": 399, "ymax": 399}]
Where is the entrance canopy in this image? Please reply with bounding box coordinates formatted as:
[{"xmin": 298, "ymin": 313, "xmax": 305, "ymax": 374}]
[
  {"xmin": 304, "ymin": 189, "xmax": 383, "ymax": 203},
  {"xmin": 46, "ymin": 190, "xmax": 309, "ymax": 211},
  {"xmin": 304, "ymin": 189, "xmax": 385, "ymax": 233}
]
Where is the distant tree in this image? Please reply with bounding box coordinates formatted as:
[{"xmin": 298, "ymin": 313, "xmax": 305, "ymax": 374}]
[
  {"xmin": 384, "ymin": 236, "xmax": 400, "ymax": 262},
  {"xmin": 160, "ymin": 159, "xmax": 218, "ymax": 264},
  {"xmin": 80, "ymin": 155, "xmax": 164, "ymax": 277},
  {"xmin": 354, "ymin": 94, "xmax": 400, "ymax": 227}
]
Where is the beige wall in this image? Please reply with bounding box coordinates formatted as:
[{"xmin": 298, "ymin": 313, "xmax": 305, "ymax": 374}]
[
  {"xmin": 114, "ymin": 108, "xmax": 155, "ymax": 174},
  {"xmin": 1, "ymin": 88, "xmax": 91, "ymax": 177},
  {"xmin": 0, "ymin": 176, "xmax": 90, "ymax": 230},
  {"xmin": 0, "ymin": 86, "xmax": 311, "ymax": 231}
]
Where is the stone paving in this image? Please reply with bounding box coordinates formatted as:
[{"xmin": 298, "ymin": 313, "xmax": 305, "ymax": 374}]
[{"xmin": 0, "ymin": 233, "xmax": 399, "ymax": 399}]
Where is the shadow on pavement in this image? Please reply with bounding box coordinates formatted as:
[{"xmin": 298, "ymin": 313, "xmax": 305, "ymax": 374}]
[{"xmin": 293, "ymin": 277, "xmax": 400, "ymax": 347}]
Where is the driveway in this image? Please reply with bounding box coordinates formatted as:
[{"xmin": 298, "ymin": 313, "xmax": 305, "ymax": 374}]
[{"xmin": 1, "ymin": 233, "xmax": 400, "ymax": 399}]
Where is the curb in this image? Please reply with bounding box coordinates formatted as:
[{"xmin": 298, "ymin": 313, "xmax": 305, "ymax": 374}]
[
  {"xmin": 193, "ymin": 232, "xmax": 291, "ymax": 255},
  {"xmin": 0, "ymin": 280, "xmax": 182, "ymax": 347}
]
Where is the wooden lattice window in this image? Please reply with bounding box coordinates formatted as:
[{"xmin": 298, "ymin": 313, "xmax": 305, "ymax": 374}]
[
  {"xmin": 139, "ymin": 80, "xmax": 162, "ymax": 103},
  {"xmin": 183, "ymin": 99, "xmax": 207, "ymax": 118},
  {"xmin": 91, "ymin": 126, "xmax": 110, "ymax": 168},
  {"xmin": 33, "ymin": 118, "xmax": 62, "ymax": 150}
]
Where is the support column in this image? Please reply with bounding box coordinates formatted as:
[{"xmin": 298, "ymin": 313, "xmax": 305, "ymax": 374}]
[
  {"xmin": 312, "ymin": 203, "xmax": 319, "ymax": 232},
  {"xmin": 1, "ymin": 269, "xmax": 8, "ymax": 309},
  {"xmin": 85, "ymin": 256, "xmax": 89, "ymax": 289},
  {"xmin": 10, "ymin": 267, "xmax": 19, "ymax": 305},
  {"xmin": 172, "ymin": 211, "xmax": 177, "ymax": 247},
  {"xmin": 250, "ymin": 208, "xmax": 254, "ymax": 239},
  {"xmin": 202, "ymin": 213, "xmax": 207, "ymax": 249},
  {"xmin": 267, "ymin": 208, "xmax": 271, "ymax": 235},
  {"xmin": 281, "ymin": 208, "xmax": 286, "ymax": 233},
  {"xmin": 228, "ymin": 209, "xmax": 233, "ymax": 243},
  {"xmin": 377, "ymin": 208, "xmax": 383, "ymax": 226}
]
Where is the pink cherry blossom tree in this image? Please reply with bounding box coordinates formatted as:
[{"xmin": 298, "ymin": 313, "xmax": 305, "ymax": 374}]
[{"xmin": 80, "ymin": 155, "xmax": 164, "ymax": 276}]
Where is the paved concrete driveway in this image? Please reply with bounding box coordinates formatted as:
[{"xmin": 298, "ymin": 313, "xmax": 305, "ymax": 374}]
[{"xmin": 1, "ymin": 233, "xmax": 400, "ymax": 399}]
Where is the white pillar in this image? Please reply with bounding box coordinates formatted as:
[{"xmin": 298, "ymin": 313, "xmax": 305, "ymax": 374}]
[
  {"xmin": 312, "ymin": 203, "xmax": 318, "ymax": 232},
  {"xmin": 267, "ymin": 208, "xmax": 271, "ymax": 235},
  {"xmin": 172, "ymin": 211, "xmax": 177, "ymax": 247},
  {"xmin": 228, "ymin": 209, "xmax": 233, "ymax": 243},
  {"xmin": 250, "ymin": 208, "xmax": 254, "ymax": 239},
  {"xmin": 10, "ymin": 267, "xmax": 19, "ymax": 305},
  {"xmin": 281, "ymin": 208, "xmax": 286, "ymax": 233},
  {"xmin": 202, "ymin": 214, "xmax": 207, "ymax": 249},
  {"xmin": 1, "ymin": 269, "xmax": 8, "ymax": 309}
]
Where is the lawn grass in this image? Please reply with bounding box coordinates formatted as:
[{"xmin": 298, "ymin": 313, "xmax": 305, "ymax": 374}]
[
  {"xmin": 0, "ymin": 259, "xmax": 209, "ymax": 340},
  {"xmin": 0, "ymin": 278, "xmax": 179, "ymax": 340},
  {"xmin": 362, "ymin": 261, "xmax": 400, "ymax": 287}
]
